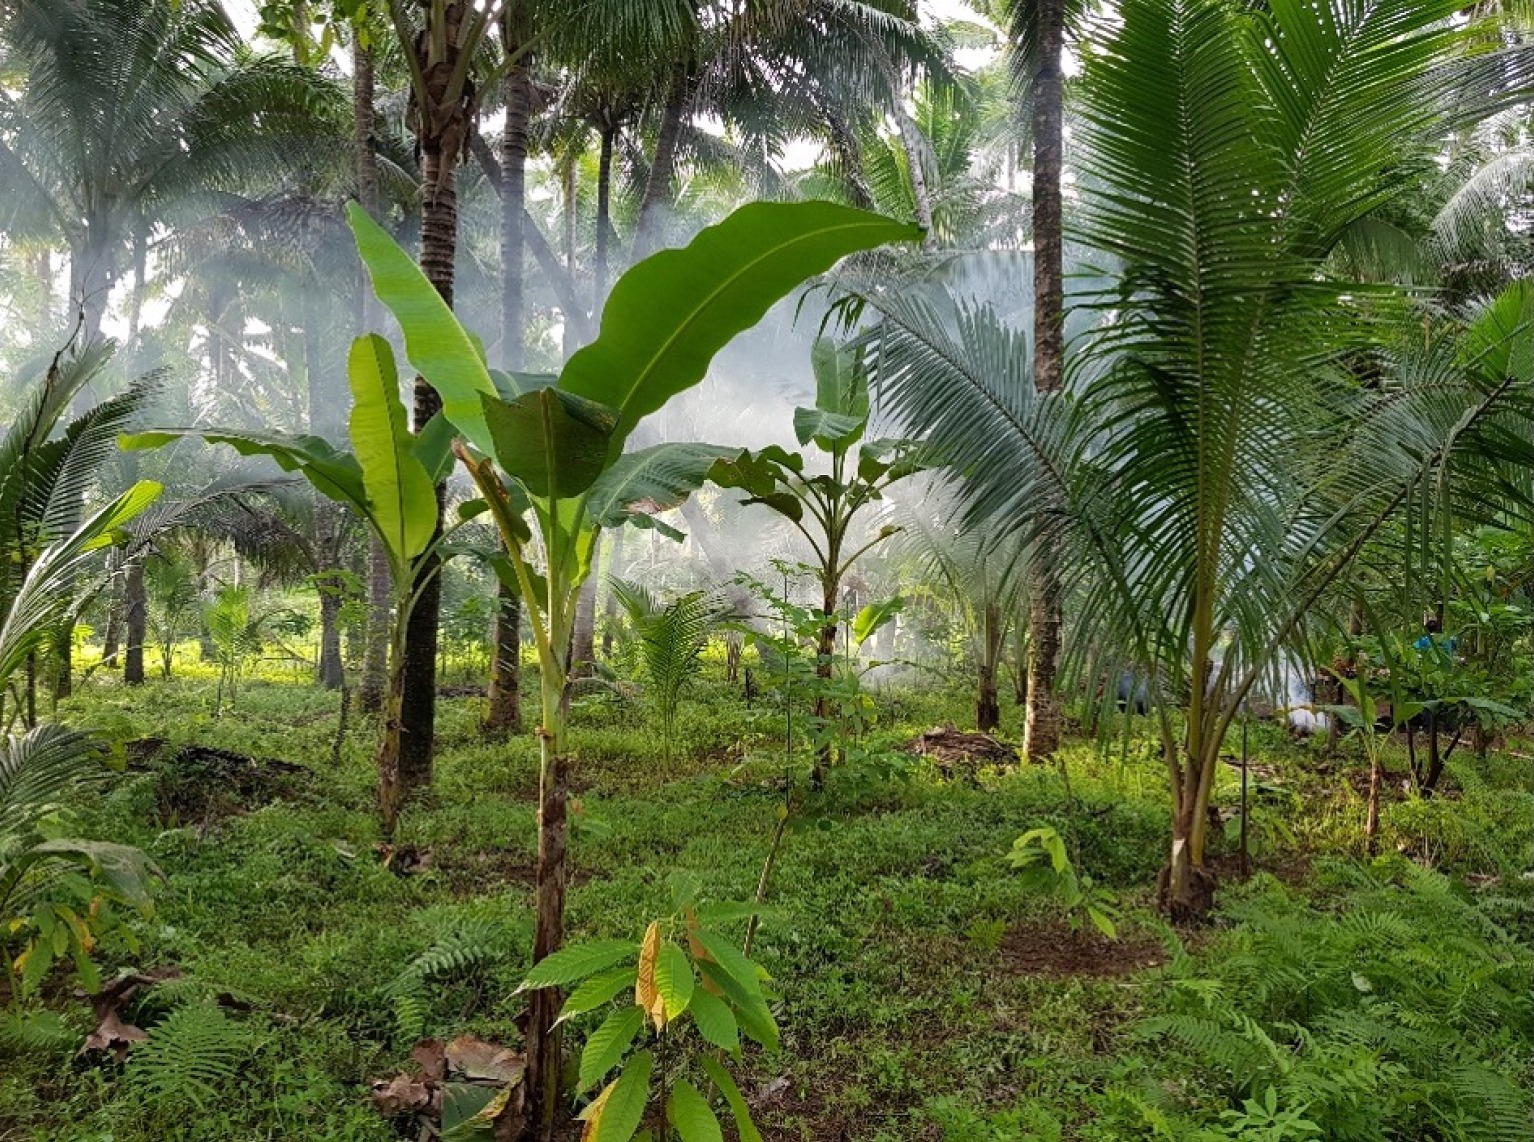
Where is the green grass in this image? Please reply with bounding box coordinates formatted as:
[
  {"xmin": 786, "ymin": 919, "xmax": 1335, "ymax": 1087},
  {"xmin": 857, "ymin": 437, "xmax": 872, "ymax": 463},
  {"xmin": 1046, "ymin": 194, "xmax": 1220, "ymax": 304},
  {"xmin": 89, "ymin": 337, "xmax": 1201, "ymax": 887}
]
[{"xmin": 2, "ymin": 660, "xmax": 1529, "ymax": 1142}]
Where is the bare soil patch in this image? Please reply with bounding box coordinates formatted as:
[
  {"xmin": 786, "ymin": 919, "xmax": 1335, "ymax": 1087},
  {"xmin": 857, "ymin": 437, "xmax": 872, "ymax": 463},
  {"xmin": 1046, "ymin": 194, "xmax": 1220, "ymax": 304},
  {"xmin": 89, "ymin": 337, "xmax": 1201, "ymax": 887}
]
[{"xmin": 1000, "ymin": 919, "xmax": 1167, "ymax": 978}]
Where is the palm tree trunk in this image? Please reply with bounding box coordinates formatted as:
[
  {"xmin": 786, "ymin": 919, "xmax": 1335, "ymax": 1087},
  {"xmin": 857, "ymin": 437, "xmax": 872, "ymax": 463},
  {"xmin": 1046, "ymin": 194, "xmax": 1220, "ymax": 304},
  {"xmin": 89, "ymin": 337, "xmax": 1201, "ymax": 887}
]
[
  {"xmin": 634, "ymin": 65, "xmax": 690, "ymax": 260},
  {"xmin": 399, "ymin": 0, "xmax": 475, "ymax": 791},
  {"xmin": 124, "ymin": 557, "xmax": 147, "ymax": 686},
  {"xmin": 1023, "ymin": 0, "xmax": 1066, "ymax": 764},
  {"xmin": 482, "ymin": 9, "xmax": 533, "ymax": 742},
  {"xmin": 595, "ymin": 124, "xmax": 616, "ymax": 307},
  {"xmin": 500, "ymin": 10, "xmax": 533, "ymax": 373},
  {"xmin": 824, "ymin": 105, "xmax": 875, "ymax": 211}
]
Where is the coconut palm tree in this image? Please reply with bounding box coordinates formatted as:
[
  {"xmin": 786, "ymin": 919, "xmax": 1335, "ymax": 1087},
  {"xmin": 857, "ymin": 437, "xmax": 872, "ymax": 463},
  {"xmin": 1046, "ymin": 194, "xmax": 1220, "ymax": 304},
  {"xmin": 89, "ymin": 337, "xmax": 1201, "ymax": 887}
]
[
  {"xmin": 869, "ymin": 0, "xmax": 1534, "ymax": 917},
  {"xmin": 0, "ymin": 0, "xmax": 337, "ymax": 345}
]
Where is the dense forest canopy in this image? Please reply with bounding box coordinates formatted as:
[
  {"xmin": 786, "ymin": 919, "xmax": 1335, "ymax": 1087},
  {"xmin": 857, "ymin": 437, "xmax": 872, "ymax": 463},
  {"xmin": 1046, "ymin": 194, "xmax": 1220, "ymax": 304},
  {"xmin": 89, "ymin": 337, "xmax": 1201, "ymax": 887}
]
[{"xmin": 0, "ymin": 1, "xmax": 1530, "ymax": 1141}]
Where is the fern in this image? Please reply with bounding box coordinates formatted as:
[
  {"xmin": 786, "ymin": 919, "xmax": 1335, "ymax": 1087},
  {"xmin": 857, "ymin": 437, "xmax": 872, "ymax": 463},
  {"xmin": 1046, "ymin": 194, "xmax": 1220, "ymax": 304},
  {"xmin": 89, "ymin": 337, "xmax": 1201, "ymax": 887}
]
[
  {"xmin": 1136, "ymin": 866, "xmax": 1534, "ymax": 1141},
  {"xmin": 0, "ymin": 1009, "xmax": 75, "ymax": 1053},
  {"xmin": 127, "ymin": 1004, "xmax": 254, "ymax": 1109},
  {"xmin": 382, "ymin": 916, "xmax": 510, "ymax": 1043}
]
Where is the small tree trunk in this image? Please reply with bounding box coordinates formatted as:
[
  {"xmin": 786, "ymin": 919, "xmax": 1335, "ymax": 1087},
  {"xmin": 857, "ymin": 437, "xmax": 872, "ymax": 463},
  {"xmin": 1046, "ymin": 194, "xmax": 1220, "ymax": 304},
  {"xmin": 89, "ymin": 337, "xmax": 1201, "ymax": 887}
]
[
  {"xmin": 811, "ymin": 581, "xmax": 838, "ymax": 787},
  {"xmin": 1364, "ymin": 750, "xmax": 1382, "ymax": 854},
  {"xmin": 523, "ymin": 674, "xmax": 571, "ymax": 1142},
  {"xmin": 484, "ymin": 581, "xmax": 523, "ymax": 734},
  {"xmin": 977, "ymin": 670, "xmax": 1001, "ymax": 733},
  {"xmin": 53, "ymin": 625, "xmax": 72, "ymax": 701},
  {"xmin": 124, "ymin": 558, "xmax": 147, "ymax": 686},
  {"xmin": 977, "ymin": 601, "xmax": 1003, "ymax": 732},
  {"xmin": 1422, "ymin": 710, "xmax": 1444, "ymax": 794},
  {"xmin": 376, "ymin": 648, "xmax": 410, "ymax": 838},
  {"xmin": 1157, "ymin": 808, "xmax": 1215, "ymax": 922},
  {"xmin": 317, "ymin": 585, "xmax": 345, "ymax": 689},
  {"xmin": 102, "ymin": 597, "xmax": 122, "ymax": 668}
]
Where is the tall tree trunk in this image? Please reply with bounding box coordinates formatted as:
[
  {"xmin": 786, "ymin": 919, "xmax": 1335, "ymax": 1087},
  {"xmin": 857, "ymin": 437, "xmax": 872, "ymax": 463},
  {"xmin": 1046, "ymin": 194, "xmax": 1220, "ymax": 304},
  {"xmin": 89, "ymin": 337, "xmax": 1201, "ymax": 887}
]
[
  {"xmin": 500, "ymin": 12, "xmax": 532, "ymax": 373},
  {"xmin": 483, "ymin": 8, "xmax": 533, "ymax": 741},
  {"xmin": 874, "ymin": 49, "xmax": 936, "ymax": 249},
  {"xmin": 1023, "ymin": 0, "xmax": 1066, "ymax": 764},
  {"xmin": 354, "ymin": 32, "xmax": 391, "ymax": 714},
  {"xmin": 124, "ymin": 557, "xmax": 147, "ymax": 686},
  {"xmin": 634, "ymin": 66, "xmax": 690, "ymax": 260},
  {"xmin": 127, "ymin": 224, "xmax": 148, "ymax": 344},
  {"xmin": 595, "ymin": 124, "xmax": 616, "ymax": 308},
  {"xmin": 398, "ymin": 0, "xmax": 476, "ymax": 796}
]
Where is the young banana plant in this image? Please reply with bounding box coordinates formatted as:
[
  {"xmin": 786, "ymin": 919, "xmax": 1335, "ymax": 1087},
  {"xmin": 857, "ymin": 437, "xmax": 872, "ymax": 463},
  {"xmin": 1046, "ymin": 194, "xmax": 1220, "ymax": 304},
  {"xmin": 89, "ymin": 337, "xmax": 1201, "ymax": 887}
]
[
  {"xmin": 123, "ymin": 334, "xmax": 459, "ymax": 835},
  {"xmin": 346, "ymin": 199, "xmax": 918, "ymax": 1140}
]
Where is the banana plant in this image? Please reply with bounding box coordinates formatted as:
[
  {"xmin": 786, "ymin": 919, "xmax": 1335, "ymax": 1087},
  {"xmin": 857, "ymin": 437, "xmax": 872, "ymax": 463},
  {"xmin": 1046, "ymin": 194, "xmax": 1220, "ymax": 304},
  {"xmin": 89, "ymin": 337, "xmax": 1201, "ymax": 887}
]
[
  {"xmin": 347, "ymin": 198, "xmax": 918, "ymax": 1140},
  {"xmin": 123, "ymin": 334, "xmax": 458, "ymax": 835},
  {"xmin": 710, "ymin": 339, "xmax": 923, "ymax": 783}
]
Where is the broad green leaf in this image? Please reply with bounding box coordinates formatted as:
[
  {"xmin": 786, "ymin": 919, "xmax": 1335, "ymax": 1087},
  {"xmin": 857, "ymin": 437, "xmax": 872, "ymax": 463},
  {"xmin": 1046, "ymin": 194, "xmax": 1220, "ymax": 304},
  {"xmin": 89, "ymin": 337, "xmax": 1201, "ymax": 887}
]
[
  {"xmin": 562, "ymin": 201, "xmax": 919, "ymax": 457},
  {"xmin": 579, "ymin": 1005, "xmax": 643, "ymax": 1092},
  {"xmin": 700, "ymin": 1057, "xmax": 763, "ymax": 1142},
  {"xmin": 812, "ymin": 337, "xmax": 870, "ymax": 420},
  {"xmin": 349, "ymin": 335, "xmax": 438, "ymax": 562},
  {"xmin": 793, "ymin": 407, "xmax": 865, "ymax": 450},
  {"xmin": 686, "ymin": 989, "xmax": 739, "ymax": 1057},
  {"xmin": 559, "ymin": 967, "xmax": 638, "ymax": 1023},
  {"xmin": 413, "ymin": 411, "xmax": 458, "ymax": 484},
  {"xmin": 698, "ymin": 962, "xmax": 778, "ymax": 1054},
  {"xmin": 481, "ymin": 388, "xmax": 617, "ymax": 497},
  {"xmin": 489, "ymin": 369, "xmax": 559, "ymax": 399},
  {"xmin": 580, "ymin": 1050, "xmax": 652, "ymax": 1142},
  {"xmin": 852, "ymin": 596, "xmax": 904, "ymax": 646},
  {"xmin": 1087, "ymin": 906, "xmax": 1118, "ymax": 941},
  {"xmin": 585, "ymin": 444, "xmax": 735, "ymax": 531},
  {"xmin": 519, "ymin": 940, "xmax": 635, "ymax": 990},
  {"xmin": 347, "ymin": 202, "xmax": 498, "ymax": 454},
  {"xmin": 690, "ymin": 932, "xmax": 764, "ymax": 1000},
  {"xmin": 122, "ymin": 429, "xmax": 366, "ymax": 509},
  {"xmin": 667, "ymin": 1080, "xmax": 723, "ymax": 1142},
  {"xmin": 653, "ymin": 942, "xmax": 694, "ymax": 1023}
]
